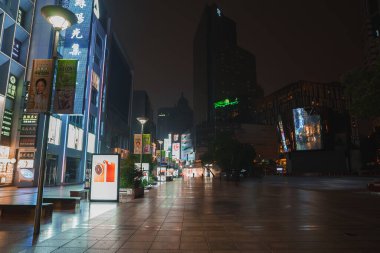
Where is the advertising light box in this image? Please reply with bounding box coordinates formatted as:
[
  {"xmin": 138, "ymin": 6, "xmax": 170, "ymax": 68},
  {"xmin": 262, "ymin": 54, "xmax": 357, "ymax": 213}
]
[
  {"xmin": 90, "ymin": 154, "xmax": 120, "ymax": 201},
  {"xmin": 292, "ymin": 108, "xmax": 322, "ymax": 151}
]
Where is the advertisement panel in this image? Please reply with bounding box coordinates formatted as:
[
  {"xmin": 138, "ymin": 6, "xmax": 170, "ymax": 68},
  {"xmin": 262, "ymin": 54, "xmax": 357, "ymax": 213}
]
[
  {"xmin": 134, "ymin": 134, "xmax": 142, "ymax": 154},
  {"xmin": 164, "ymin": 138, "xmax": 170, "ymax": 151},
  {"xmin": 90, "ymin": 154, "xmax": 120, "ymax": 201},
  {"xmin": 26, "ymin": 59, "xmax": 54, "ymax": 113},
  {"xmin": 135, "ymin": 163, "xmax": 149, "ymax": 182},
  {"xmin": 181, "ymin": 133, "xmax": 192, "ymax": 160},
  {"xmin": 142, "ymin": 134, "xmax": 151, "ymax": 154},
  {"xmin": 292, "ymin": 108, "xmax": 322, "ymax": 151},
  {"xmin": 53, "ymin": 59, "xmax": 78, "ymax": 114},
  {"xmin": 17, "ymin": 160, "xmax": 34, "ymax": 183},
  {"xmin": 278, "ymin": 117, "xmax": 288, "ymax": 152},
  {"xmin": 172, "ymin": 143, "xmax": 180, "ymax": 160}
]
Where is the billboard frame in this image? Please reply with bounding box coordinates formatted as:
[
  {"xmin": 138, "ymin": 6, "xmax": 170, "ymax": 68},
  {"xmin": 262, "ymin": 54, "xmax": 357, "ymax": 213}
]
[{"xmin": 90, "ymin": 153, "xmax": 120, "ymax": 202}]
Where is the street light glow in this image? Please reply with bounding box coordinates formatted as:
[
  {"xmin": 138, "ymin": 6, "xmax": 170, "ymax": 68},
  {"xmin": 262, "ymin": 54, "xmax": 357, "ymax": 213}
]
[{"xmin": 41, "ymin": 5, "xmax": 77, "ymax": 30}]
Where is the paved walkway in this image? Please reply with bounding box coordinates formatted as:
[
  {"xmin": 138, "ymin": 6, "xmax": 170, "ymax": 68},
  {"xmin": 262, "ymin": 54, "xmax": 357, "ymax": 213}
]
[{"xmin": 0, "ymin": 177, "xmax": 380, "ymax": 252}]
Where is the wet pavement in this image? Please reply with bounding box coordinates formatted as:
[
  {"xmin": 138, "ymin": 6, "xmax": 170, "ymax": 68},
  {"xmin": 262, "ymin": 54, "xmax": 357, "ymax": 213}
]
[{"xmin": 0, "ymin": 176, "xmax": 380, "ymax": 252}]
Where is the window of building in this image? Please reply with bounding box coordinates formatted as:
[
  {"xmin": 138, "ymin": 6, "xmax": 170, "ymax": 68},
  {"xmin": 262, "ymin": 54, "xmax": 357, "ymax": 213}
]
[
  {"xmin": 48, "ymin": 116, "xmax": 62, "ymax": 145},
  {"xmin": 91, "ymin": 86, "xmax": 98, "ymax": 105},
  {"xmin": 89, "ymin": 114, "xmax": 96, "ymax": 134},
  {"xmin": 69, "ymin": 116, "xmax": 83, "ymax": 128}
]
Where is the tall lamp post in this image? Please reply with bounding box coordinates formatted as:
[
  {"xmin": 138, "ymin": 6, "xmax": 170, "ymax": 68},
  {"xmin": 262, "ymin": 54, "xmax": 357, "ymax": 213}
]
[
  {"xmin": 137, "ymin": 117, "xmax": 148, "ymax": 182},
  {"xmin": 34, "ymin": 5, "xmax": 77, "ymax": 236},
  {"xmin": 158, "ymin": 140, "xmax": 163, "ymax": 181}
]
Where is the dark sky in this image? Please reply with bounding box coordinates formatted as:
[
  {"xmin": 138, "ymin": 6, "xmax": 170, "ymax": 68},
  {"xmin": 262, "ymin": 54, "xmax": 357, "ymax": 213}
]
[{"xmin": 104, "ymin": 0, "xmax": 364, "ymax": 111}]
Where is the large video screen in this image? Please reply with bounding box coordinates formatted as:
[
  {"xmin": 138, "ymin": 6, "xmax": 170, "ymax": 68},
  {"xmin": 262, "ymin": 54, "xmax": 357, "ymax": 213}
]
[{"xmin": 292, "ymin": 108, "xmax": 322, "ymax": 150}]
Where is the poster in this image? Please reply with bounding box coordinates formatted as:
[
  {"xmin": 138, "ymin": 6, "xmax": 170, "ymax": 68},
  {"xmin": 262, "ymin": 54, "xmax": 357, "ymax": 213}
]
[
  {"xmin": 90, "ymin": 154, "xmax": 120, "ymax": 201},
  {"xmin": 134, "ymin": 134, "xmax": 142, "ymax": 154},
  {"xmin": 26, "ymin": 59, "xmax": 54, "ymax": 113},
  {"xmin": 53, "ymin": 59, "xmax": 78, "ymax": 114},
  {"xmin": 172, "ymin": 143, "xmax": 180, "ymax": 160},
  {"xmin": 292, "ymin": 108, "xmax": 322, "ymax": 151},
  {"xmin": 142, "ymin": 134, "xmax": 151, "ymax": 154},
  {"xmin": 135, "ymin": 163, "xmax": 149, "ymax": 183}
]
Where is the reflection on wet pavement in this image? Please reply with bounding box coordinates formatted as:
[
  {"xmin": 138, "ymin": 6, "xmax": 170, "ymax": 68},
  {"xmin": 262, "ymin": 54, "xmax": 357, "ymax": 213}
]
[{"xmin": 0, "ymin": 177, "xmax": 380, "ymax": 252}]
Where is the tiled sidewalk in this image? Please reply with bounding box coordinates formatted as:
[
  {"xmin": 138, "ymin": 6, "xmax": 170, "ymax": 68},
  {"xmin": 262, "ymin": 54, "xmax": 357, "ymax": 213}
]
[{"xmin": 1, "ymin": 177, "xmax": 380, "ymax": 252}]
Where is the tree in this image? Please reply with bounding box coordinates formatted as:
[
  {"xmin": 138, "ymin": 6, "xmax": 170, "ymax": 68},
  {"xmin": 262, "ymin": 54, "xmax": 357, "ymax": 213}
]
[
  {"xmin": 201, "ymin": 132, "xmax": 256, "ymax": 179},
  {"xmin": 342, "ymin": 60, "xmax": 380, "ymax": 119},
  {"xmin": 120, "ymin": 155, "xmax": 141, "ymax": 189}
]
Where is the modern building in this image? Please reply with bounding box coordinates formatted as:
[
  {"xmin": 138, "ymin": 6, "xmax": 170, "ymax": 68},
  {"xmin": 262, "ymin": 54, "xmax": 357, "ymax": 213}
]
[
  {"xmin": 9, "ymin": 0, "xmax": 111, "ymax": 187},
  {"xmin": 0, "ymin": 0, "xmax": 36, "ymax": 186},
  {"xmin": 131, "ymin": 90, "xmax": 155, "ymax": 148},
  {"xmin": 193, "ymin": 4, "xmax": 263, "ymax": 153},
  {"xmin": 256, "ymin": 80, "xmax": 358, "ymax": 174},
  {"xmin": 363, "ymin": 0, "xmax": 380, "ymax": 67},
  {"xmin": 101, "ymin": 34, "xmax": 133, "ymax": 156},
  {"xmin": 156, "ymin": 93, "xmax": 193, "ymax": 140}
]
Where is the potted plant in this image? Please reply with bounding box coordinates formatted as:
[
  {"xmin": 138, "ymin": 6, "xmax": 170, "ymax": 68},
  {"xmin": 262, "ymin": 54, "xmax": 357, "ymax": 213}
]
[{"xmin": 119, "ymin": 155, "xmax": 144, "ymax": 201}]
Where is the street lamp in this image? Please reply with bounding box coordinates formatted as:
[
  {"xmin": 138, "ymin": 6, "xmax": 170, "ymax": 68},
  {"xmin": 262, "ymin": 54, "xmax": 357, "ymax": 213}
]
[
  {"xmin": 137, "ymin": 117, "xmax": 148, "ymax": 184},
  {"xmin": 34, "ymin": 5, "xmax": 77, "ymax": 236},
  {"xmin": 158, "ymin": 140, "xmax": 163, "ymax": 181}
]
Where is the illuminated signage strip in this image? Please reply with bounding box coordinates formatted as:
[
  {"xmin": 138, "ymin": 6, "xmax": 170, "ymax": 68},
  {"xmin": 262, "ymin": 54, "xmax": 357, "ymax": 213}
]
[
  {"xmin": 214, "ymin": 98, "xmax": 239, "ymax": 109},
  {"xmin": 61, "ymin": 0, "xmax": 94, "ymax": 114}
]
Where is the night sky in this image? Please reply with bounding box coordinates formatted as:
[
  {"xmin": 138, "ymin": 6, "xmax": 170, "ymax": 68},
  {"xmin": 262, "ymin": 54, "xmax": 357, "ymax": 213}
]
[{"xmin": 104, "ymin": 0, "xmax": 364, "ymax": 111}]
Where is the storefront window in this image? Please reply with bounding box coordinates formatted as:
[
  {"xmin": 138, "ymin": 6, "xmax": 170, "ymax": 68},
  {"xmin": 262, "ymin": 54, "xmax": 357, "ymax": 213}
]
[
  {"xmin": 67, "ymin": 124, "xmax": 83, "ymax": 150},
  {"xmin": 65, "ymin": 157, "xmax": 81, "ymax": 183},
  {"xmin": 48, "ymin": 116, "xmax": 62, "ymax": 145},
  {"xmin": 87, "ymin": 133, "xmax": 96, "ymax": 153}
]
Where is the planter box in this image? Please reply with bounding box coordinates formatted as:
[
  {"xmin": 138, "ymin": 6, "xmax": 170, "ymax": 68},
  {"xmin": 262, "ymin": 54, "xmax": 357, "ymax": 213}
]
[{"xmin": 119, "ymin": 187, "xmax": 144, "ymax": 202}]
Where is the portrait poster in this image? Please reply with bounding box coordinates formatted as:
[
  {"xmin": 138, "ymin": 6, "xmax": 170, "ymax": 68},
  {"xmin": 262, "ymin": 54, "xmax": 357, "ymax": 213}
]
[
  {"xmin": 134, "ymin": 134, "xmax": 142, "ymax": 154},
  {"xmin": 26, "ymin": 59, "xmax": 54, "ymax": 113},
  {"xmin": 53, "ymin": 59, "xmax": 78, "ymax": 114},
  {"xmin": 143, "ymin": 134, "xmax": 151, "ymax": 154}
]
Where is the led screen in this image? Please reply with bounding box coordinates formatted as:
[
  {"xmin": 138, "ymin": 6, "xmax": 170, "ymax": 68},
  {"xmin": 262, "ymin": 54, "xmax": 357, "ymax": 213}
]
[
  {"xmin": 90, "ymin": 154, "xmax": 119, "ymax": 201},
  {"xmin": 292, "ymin": 108, "xmax": 322, "ymax": 150}
]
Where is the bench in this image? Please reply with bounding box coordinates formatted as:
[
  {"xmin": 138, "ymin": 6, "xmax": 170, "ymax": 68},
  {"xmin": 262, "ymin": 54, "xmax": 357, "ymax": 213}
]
[
  {"xmin": 43, "ymin": 197, "xmax": 81, "ymax": 211},
  {"xmin": 70, "ymin": 190, "xmax": 88, "ymax": 200},
  {"xmin": 0, "ymin": 203, "xmax": 53, "ymax": 218},
  {"xmin": 368, "ymin": 181, "xmax": 380, "ymax": 192}
]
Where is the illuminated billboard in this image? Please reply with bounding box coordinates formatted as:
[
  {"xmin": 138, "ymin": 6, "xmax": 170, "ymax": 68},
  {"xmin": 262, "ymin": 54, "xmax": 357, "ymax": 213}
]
[
  {"xmin": 90, "ymin": 154, "xmax": 120, "ymax": 201},
  {"xmin": 277, "ymin": 117, "xmax": 288, "ymax": 152},
  {"xmin": 172, "ymin": 143, "xmax": 180, "ymax": 159},
  {"xmin": 292, "ymin": 108, "xmax": 322, "ymax": 151}
]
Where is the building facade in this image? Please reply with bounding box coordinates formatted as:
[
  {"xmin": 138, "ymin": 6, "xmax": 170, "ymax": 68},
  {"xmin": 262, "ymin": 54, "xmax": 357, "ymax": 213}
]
[
  {"xmin": 11, "ymin": 0, "xmax": 110, "ymax": 187},
  {"xmin": 0, "ymin": 0, "xmax": 36, "ymax": 186},
  {"xmin": 256, "ymin": 80, "xmax": 357, "ymax": 174},
  {"xmin": 193, "ymin": 4, "xmax": 263, "ymax": 153},
  {"xmin": 101, "ymin": 34, "xmax": 134, "ymax": 156},
  {"xmin": 131, "ymin": 90, "xmax": 155, "ymax": 149},
  {"xmin": 363, "ymin": 0, "xmax": 380, "ymax": 67}
]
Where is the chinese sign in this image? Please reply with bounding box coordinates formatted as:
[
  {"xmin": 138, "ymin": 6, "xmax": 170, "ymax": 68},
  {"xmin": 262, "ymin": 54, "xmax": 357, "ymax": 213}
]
[
  {"xmin": 214, "ymin": 98, "xmax": 239, "ymax": 109},
  {"xmin": 61, "ymin": 0, "xmax": 94, "ymax": 114},
  {"xmin": 53, "ymin": 59, "xmax": 78, "ymax": 114},
  {"xmin": 7, "ymin": 75, "xmax": 17, "ymax": 99}
]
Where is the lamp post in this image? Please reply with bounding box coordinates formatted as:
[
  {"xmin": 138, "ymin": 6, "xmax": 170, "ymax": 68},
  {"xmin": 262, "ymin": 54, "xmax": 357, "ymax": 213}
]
[
  {"xmin": 158, "ymin": 140, "xmax": 163, "ymax": 181},
  {"xmin": 34, "ymin": 5, "xmax": 77, "ymax": 236},
  {"xmin": 137, "ymin": 117, "xmax": 148, "ymax": 183}
]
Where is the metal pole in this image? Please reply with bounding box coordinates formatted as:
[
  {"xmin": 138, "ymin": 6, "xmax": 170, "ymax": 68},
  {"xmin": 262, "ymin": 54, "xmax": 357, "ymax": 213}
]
[
  {"xmin": 140, "ymin": 123, "xmax": 144, "ymax": 181},
  {"xmin": 34, "ymin": 29, "xmax": 59, "ymax": 235}
]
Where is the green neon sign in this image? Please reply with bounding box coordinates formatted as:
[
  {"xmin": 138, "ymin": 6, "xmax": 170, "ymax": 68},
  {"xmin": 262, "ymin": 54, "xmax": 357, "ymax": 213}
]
[{"xmin": 214, "ymin": 98, "xmax": 239, "ymax": 109}]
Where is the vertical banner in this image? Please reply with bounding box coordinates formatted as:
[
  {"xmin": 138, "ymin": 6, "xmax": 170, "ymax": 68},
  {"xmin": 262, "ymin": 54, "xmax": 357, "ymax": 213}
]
[
  {"xmin": 90, "ymin": 154, "xmax": 120, "ymax": 201},
  {"xmin": 26, "ymin": 59, "xmax": 54, "ymax": 113},
  {"xmin": 172, "ymin": 143, "xmax": 180, "ymax": 160},
  {"xmin": 142, "ymin": 134, "xmax": 151, "ymax": 154},
  {"xmin": 134, "ymin": 134, "xmax": 142, "ymax": 154},
  {"xmin": 53, "ymin": 59, "xmax": 78, "ymax": 114}
]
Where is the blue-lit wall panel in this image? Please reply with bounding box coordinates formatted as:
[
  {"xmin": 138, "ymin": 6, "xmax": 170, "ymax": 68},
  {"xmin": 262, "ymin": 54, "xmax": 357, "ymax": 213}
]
[{"xmin": 60, "ymin": 0, "xmax": 94, "ymax": 114}]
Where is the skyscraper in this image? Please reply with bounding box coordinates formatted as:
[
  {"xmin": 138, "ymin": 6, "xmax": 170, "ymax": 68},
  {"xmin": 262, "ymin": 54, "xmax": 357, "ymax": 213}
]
[
  {"xmin": 363, "ymin": 0, "xmax": 380, "ymax": 67},
  {"xmin": 193, "ymin": 4, "xmax": 263, "ymax": 149}
]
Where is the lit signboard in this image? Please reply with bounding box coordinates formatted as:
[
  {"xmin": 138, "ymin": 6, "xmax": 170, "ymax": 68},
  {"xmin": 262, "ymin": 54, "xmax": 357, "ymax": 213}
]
[
  {"xmin": 172, "ymin": 143, "xmax": 180, "ymax": 160},
  {"xmin": 214, "ymin": 98, "xmax": 239, "ymax": 109},
  {"xmin": 7, "ymin": 75, "xmax": 17, "ymax": 99},
  {"xmin": 1, "ymin": 110, "xmax": 13, "ymax": 137},
  {"xmin": 17, "ymin": 159, "xmax": 34, "ymax": 183},
  {"xmin": 48, "ymin": 117, "xmax": 62, "ymax": 145},
  {"xmin": 87, "ymin": 132, "xmax": 96, "ymax": 153},
  {"xmin": 22, "ymin": 114, "xmax": 38, "ymax": 124},
  {"xmin": 278, "ymin": 119, "xmax": 288, "ymax": 152},
  {"xmin": 292, "ymin": 108, "xmax": 322, "ymax": 151},
  {"xmin": 135, "ymin": 163, "xmax": 149, "ymax": 182},
  {"xmin": 60, "ymin": 0, "xmax": 94, "ymax": 114},
  {"xmin": 90, "ymin": 154, "xmax": 120, "ymax": 201}
]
